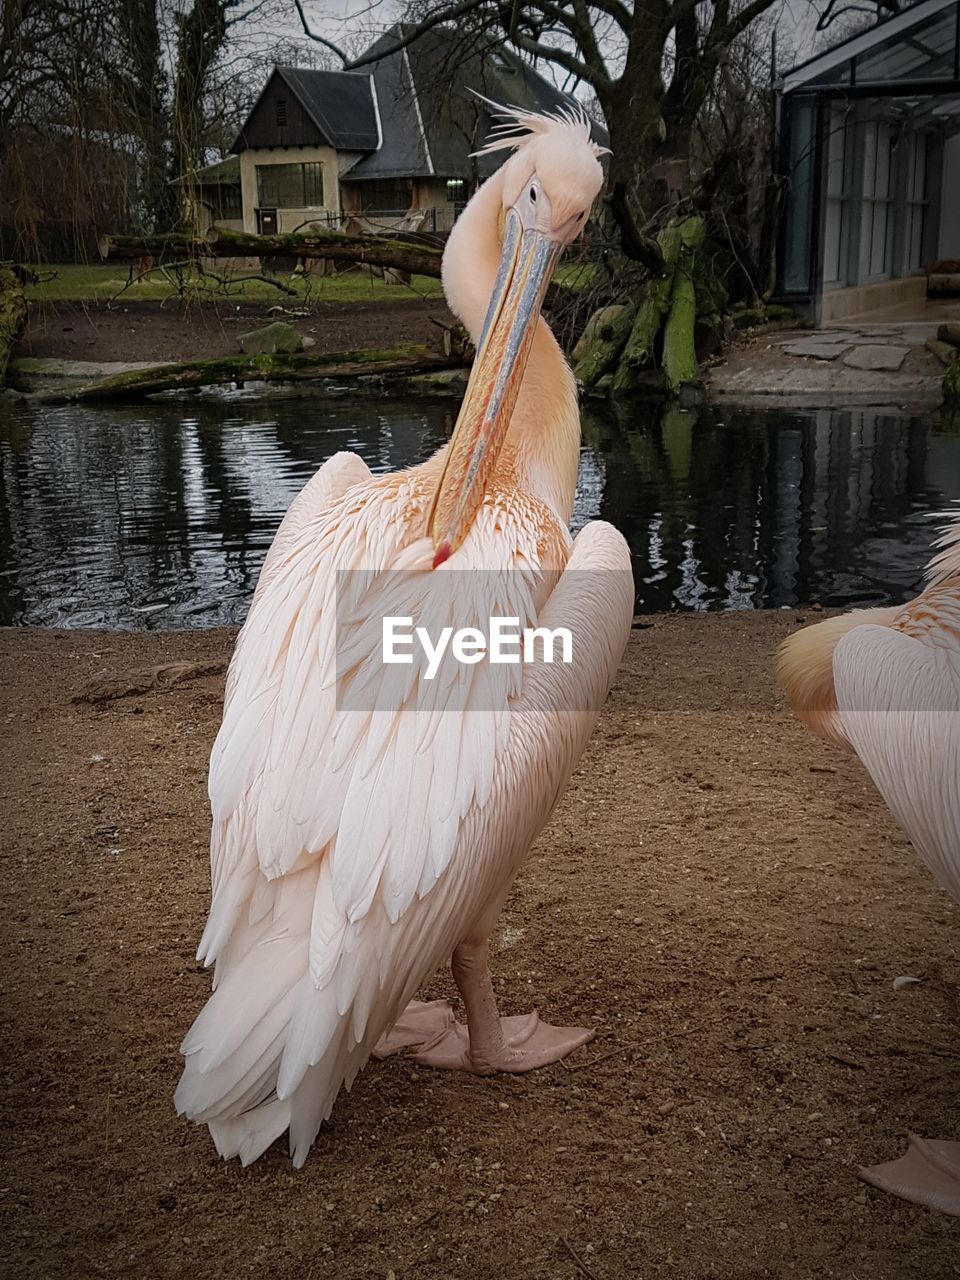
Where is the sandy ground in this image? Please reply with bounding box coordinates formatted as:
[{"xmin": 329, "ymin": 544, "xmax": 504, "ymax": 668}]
[
  {"xmin": 17, "ymin": 297, "xmax": 455, "ymax": 364},
  {"xmin": 1, "ymin": 614, "xmax": 958, "ymax": 1279}
]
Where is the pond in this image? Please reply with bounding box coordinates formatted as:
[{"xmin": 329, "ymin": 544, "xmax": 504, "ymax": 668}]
[{"xmin": 1, "ymin": 393, "xmax": 958, "ymax": 629}]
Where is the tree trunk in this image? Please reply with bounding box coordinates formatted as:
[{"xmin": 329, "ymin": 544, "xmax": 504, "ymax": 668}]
[
  {"xmin": 0, "ymin": 267, "xmax": 28, "ymax": 391},
  {"xmin": 603, "ymin": 5, "xmax": 670, "ymax": 274},
  {"xmin": 22, "ymin": 345, "xmax": 460, "ymax": 403},
  {"xmin": 119, "ymin": 0, "xmax": 172, "ymax": 231},
  {"xmin": 662, "ymin": 217, "xmax": 706, "ymax": 394},
  {"xmin": 168, "ymin": 0, "xmax": 229, "ymax": 226}
]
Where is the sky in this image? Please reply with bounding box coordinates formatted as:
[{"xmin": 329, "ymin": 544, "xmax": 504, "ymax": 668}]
[{"xmin": 264, "ymin": 0, "xmax": 834, "ymax": 84}]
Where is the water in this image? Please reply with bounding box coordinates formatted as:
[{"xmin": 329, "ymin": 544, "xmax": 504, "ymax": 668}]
[{"xmin": 1, "ymin": 393, "xmax": 958, "ymax": 629}]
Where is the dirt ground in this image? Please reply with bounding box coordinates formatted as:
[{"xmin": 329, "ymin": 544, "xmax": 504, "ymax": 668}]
[
  {"xmin": 18, "ymin": 297, "xmax": 455, "ymax": 364},
  {"xmin": 1, "ymin": 614, "xmax": 957, "ymax": 1279}
]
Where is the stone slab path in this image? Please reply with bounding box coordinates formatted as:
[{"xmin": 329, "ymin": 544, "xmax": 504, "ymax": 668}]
[{"xmin": 708, "ymin": 321, "xmax": 946, "ymax": 405}]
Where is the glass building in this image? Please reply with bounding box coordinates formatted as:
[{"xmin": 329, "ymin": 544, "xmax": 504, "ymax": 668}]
[{"xmin": 777, "ymin": 0, "xmax": 960, "ymax": 321}]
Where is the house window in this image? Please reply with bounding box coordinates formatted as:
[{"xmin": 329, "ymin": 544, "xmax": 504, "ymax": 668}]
[
  {"xmin": 276, "ymin": 98, "xmax": 287, "ymax": 128},
  {"xmin": 859, "ymin": 121, "xmax": 895, "ymax": 279},
  {"xmin": 822, "ymin": 108, "xmax": 851, "ymax": 286},
  {"xmin": 358, "ymin": 179, "xmax": 413, "ymax": 212},
  {"xmin": 903, "ymin": 133, "xmax": 928, "ymax": 273},
  {"xmin": 256, "ymin": 162, "xmax": 324, "ymax": 208}
]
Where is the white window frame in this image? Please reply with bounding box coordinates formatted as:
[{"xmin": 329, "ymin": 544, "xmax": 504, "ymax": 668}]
[{"xmin": 859, "ymin": 120, "xmax": 896, "ymax": 281}]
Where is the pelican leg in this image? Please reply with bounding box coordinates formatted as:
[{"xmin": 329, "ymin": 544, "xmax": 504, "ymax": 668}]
[
  {"xmin": 859, "ymin": 1136, "xmax": 960, "ymax": 1216},
  {"xmin": 373, "ymin": 940, "xmax": 594, "ymax": 1073}
]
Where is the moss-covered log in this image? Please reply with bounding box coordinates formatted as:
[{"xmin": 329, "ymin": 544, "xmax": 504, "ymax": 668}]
[
  {"xmin": 101, "ymin": 228, "xmax": 445, "ymax": 279},
  {"xmin": 662, "ymin": 218, "xmax": 705, "ymax": 396},
  {"xmin": 0, "ymin": 267, "xmax": 29, "ymax": 390},
  {"xmin": 210, "ymin": 227, "xmax": 445, "ymax": 277},
  {"xmin": 609, "ymin": 224, "xmax": 684, "ymax": 397},
  {"xmin": 98, "ymin": 233, "xmax": 207, "ymax": 262},
  {"xmin": 25, "ymin": 345, "xmax": 460, "ymax": 404},
  {"xmin": 571, "ymin": 303, "xmax": 637, "ymax": 388}
]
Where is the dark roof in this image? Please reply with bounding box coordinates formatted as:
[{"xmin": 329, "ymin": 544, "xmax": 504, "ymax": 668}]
[
  {"xmin": 346, "ymin": 25, "xmax": 607, "ymax": 181},
  {"xmin": 232, "ymin": 66, "xmax": 379, "ymax": 153},
  {"xmin": 343, "ymin": 30, "xmax": 433, "ymax": 180},
  {"xmin": 232, "ymin": 29, "xmax": 607, "ymax": 181},
  {"xmin": 277, "ymin": 66, "xmax": 380, "ymax": 150}
]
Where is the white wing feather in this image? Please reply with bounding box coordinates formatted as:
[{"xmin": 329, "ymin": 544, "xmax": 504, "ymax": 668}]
[
  {"xmin": 176, "ymin": 443, "xmax": 632, "ymax": 1166},
  {"xmin": 834, "ymin": 624, "xmax": 960, "ymax": 902}
]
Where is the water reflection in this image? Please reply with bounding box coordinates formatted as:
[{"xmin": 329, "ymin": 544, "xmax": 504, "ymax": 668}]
[{"xmin": 0, "ymin": 394, "xmax": 957, "ymax": 629}]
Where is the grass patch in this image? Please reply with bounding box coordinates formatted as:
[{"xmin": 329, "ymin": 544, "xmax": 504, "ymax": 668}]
[{"xmin": 24, "ymin": 263, "xmax": 446, "ymax": 306}]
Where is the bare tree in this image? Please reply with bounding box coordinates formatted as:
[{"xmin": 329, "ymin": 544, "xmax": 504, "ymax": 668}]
[{"xmin": 296, "ymin": 0, "xmax": 784, "ymax": 273}]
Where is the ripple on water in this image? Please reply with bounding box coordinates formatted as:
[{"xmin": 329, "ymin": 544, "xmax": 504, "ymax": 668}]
[{"xmin": 0, "ymin": 395, "xmax": 958, "ymax": 628}]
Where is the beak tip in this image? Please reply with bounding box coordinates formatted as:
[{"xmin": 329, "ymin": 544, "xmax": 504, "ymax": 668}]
[{"xmin": 432, "ymin": 542, "xmax": 452, "ymax": 569}]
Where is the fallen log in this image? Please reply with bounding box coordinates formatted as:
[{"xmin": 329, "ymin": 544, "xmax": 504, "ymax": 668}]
[
  {"xmin": 0, "ymin": 266, "xmax": 29, "ymax": 390},
  {"xmin": 98, "ymin": 233, "xmax": 207, "ymax": 262},
  {"xmin": 25, "ymin": 345, "xmax": 462, "ymax": 404},
  {"xmin": 610, "ymin": 223, "xmax": 684, "ymax": 397},
  {"xmin": 926, "ymin": 337, "xmax": 957, "ymax": 367},
  {"xmin": 73, "ymin": 659, "xmax": 229, "ymax": 704},
  {"xmin": 571, "ymin": 303, "xmax": 637, "ymax": 389},
  {"xmin": 98, "ymin": 229, "xmax": 572, "ymax": 314},
  {"xmin": 100, "ymin": 227, "xmax": 445, "ymax": 279},
  {"xmin": 927, "ymin": 273, "xmax": 960, "ymax": 296},
  {"xmin": 209, "ymin": 227, "xmax": 445, "ymax": 277}
]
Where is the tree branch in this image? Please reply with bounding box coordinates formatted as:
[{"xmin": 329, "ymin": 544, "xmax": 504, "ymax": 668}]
[
  {"xmin": 340, "ymin": 0, "xmax": 491, "ymax": 70},
  {"xmin": 508, "ymin": 28, "xmax": 608, "ymax": 92},
  {"xmin": 726, "ymin": 0, "xmax": 780, "ymax": 42},
  {"xmin": 608, "ymin": 185, "xmax": 665, "ymax": 274},
  {"xmin": 292, "ymin": 0, "xmax": 349, "ymax": 62}
]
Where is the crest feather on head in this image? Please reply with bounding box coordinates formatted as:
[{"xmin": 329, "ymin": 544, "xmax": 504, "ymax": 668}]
[{"xmin": 470, "ymin": 93, "xmax": 609, "ymax": 159}]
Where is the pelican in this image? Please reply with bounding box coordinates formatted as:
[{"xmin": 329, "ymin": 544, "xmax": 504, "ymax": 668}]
[
  {"xmin": 175, "ymin": 105, "xmax": 633, "ymax": 1167},
  {"xmin": 778, "ymin": 518, "xmax": 960, "ymax": 1216}
]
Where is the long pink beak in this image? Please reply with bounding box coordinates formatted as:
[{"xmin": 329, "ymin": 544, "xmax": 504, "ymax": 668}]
[{"xmin": 427, "ymin": 210, "xmax": 563, "ymax": 566}]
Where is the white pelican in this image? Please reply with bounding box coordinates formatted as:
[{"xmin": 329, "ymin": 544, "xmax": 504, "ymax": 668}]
[
  {"xmin": 778, "ymin": 518, "xmax": 960, "ymax": 1216},
  {"xmin": 175, "ymin": 106, "xmax": 634, "ymax": 1167}
]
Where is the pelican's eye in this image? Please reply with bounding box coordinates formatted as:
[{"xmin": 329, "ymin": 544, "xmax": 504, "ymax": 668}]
[{"xmin": 529, "ymin": 186, "xmax": 537, "ymax": 203}]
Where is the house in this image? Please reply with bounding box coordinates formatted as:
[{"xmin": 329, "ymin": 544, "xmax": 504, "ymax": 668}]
[
  {"xmin": 185, "ymin": 26, "xmax": 605, "ymax": 238},
  {"xmin": 776, "ymin": 0, "xmax": 960, "ymax": 322}
]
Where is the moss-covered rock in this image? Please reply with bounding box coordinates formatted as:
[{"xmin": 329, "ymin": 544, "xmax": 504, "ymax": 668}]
[{"xmin": 238, "ymin": 321, "xmax": 303, "ymax": 356}]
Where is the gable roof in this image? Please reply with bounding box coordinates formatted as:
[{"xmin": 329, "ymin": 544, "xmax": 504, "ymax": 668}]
[
  {"xmin": 346, "ymin": 25, "xmax": 607, "ymax": 181},
  {"xmin": 342, "ymin": 30, "xmax": 433, "ymax": 180},
  {"xmin": 231, "ymin": 29, "xmax": 607, "ymax": 180},
  {"xmin": 278, "ymin": 66, "xmax": 380, "ymax": 150},
  {"xmin": 232, "ymin": 66, "xmax": 379, "ymax": 153}
]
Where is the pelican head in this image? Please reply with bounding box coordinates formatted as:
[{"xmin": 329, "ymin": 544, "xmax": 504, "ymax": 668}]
[{"xmin": 427, "ymin": 104, "xmax": 605, "ymax": 565}]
